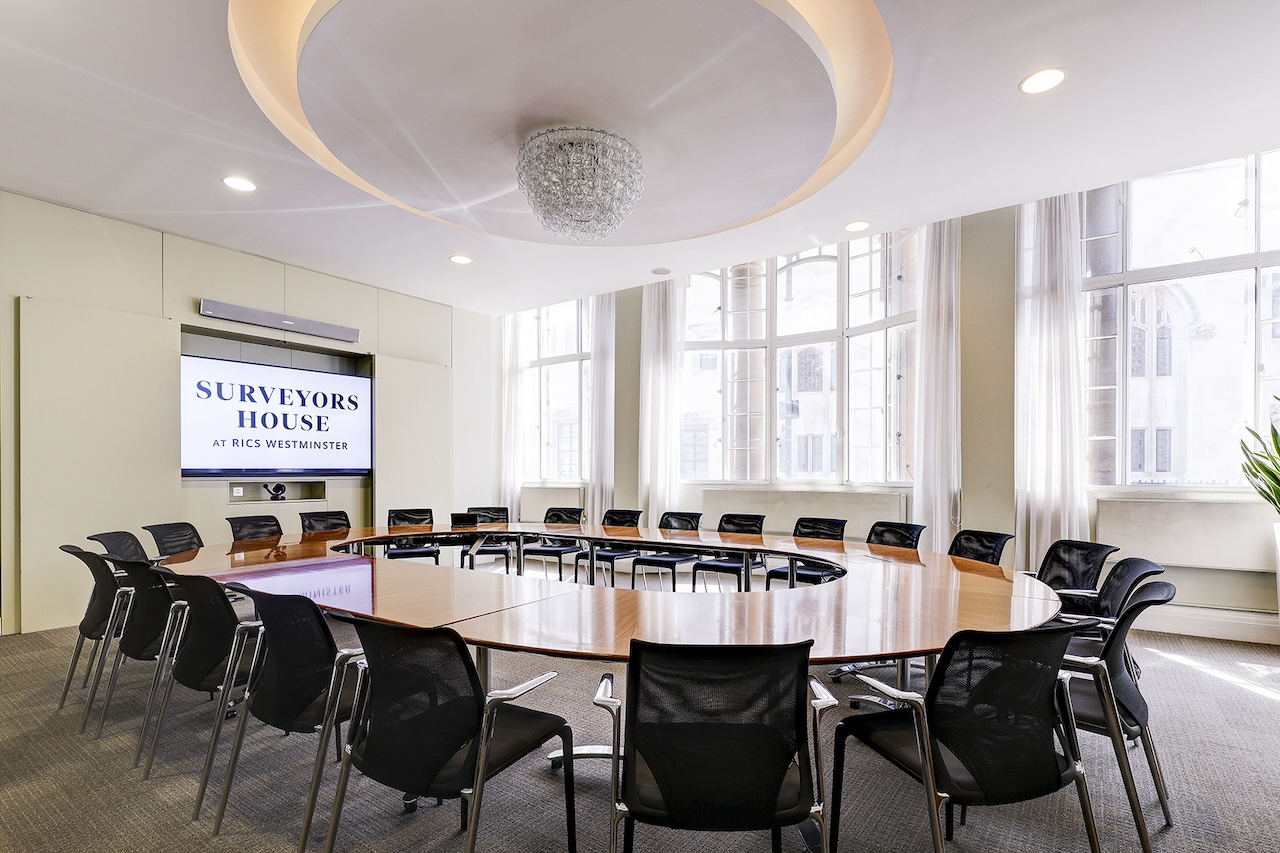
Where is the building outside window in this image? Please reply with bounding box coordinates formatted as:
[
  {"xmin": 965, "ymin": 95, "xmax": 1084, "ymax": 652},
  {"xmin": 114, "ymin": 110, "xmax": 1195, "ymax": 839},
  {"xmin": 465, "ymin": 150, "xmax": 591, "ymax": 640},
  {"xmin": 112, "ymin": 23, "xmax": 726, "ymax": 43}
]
[
  {"xmin": 516, "ymin": 299, "xmax": 591, "ymax": 482},
  {"xmin": 1081, "ymin": 149, "xmax": 1280, "ymax": 486},
  {"xmin": 680, "ymin": 233, "xmax": 918, "ymax": 484}
]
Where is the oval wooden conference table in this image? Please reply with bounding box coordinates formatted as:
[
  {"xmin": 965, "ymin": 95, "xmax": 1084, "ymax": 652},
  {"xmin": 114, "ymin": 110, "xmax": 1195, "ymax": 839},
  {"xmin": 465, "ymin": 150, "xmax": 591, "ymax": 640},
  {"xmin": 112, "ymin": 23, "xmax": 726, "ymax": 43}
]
[{"xmin": 161, "ymin": 522, "xmax": 1060, "ymax": 666}]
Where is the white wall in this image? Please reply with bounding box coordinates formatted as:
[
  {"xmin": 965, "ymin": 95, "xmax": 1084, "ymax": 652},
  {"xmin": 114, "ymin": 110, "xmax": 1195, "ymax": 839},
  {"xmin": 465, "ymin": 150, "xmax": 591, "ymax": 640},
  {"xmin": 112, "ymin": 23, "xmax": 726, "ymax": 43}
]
[{"xmin": 0, "ymin": 190, "xmax": 489, "ymax": 634}]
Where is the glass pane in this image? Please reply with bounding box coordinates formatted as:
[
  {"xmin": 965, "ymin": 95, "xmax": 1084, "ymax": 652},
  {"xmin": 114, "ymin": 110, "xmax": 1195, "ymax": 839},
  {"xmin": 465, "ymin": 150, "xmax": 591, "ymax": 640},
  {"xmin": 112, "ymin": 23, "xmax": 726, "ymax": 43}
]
[
  {"xmin": 1084, "ymin": 184, "xmax": 1120, "ymax": 238},
  {"xmin": 725, "ymin": 262, "xmax": 766, "ymax": 341},
  {"xmin": 540, "ymin": 362, "xmax": 581, "ymax": 479},
  {"xmin": 685, "ymin": 273, "xmax": 723, "ymax": 342},
  {"xmin": 725, "ymin": 348, "xmax": 766, "ymax": 480},
  {"xmin": 1085, "ymin": 338, "xmax": 1116, "ymax": 388},
  {"xmin": 1086, "ymin": 438, "xmax": 1117, "ymax": 486},
  {"xmin": 680, "ymin": 350, "xmax": 723, "ymax": 480},
  {"xmin": 848, "ymin": 332, "xmax": 887, "ymax": 482},
  {"xmin": 1125, "ymin": 270, "xmax": 1254, "ymax": 485},
  {"xmin": 887, "ymin": 323, "xmax": 916, "ymax": 482},
  {"xmin": 1084, "ymin": 235, "xmax": 1121, "ymax": 277},
  {"xmin": 516, "ymin": 309, "xmax": 538, "ymax": 364},
  {"xmin": 777, "ymin": 342, "xmax": 838, "ymax": 481},
  {"xmin": 539, "ymin": 300, "xmax": 579, "ymax": 358},
  {"xmin": 1256, "ymin": 266, "xmax": 1280, "ymax": 431},
  {"xmin": 519, "ymin": 365, "xmax": 540, "ymax": 482},
  {"xmin": 1084, "ymin": 289, "xmax": 1118, "ymax": 338},
  {"xmin": 777, "ymin": 257, "xmax": 837, "ymax": 336},
  {"xmin": 1129, "ymin": 157, "xmax": 1255, "ymax": 269},
  {"xmin": 889, "ymin": 229, "xmax": 919, "ymax": 317},
  {"xmin": 849, "ymin": 243, "xmax": 887, "ymax": 328},
  {"xmin": 1262, "ymin": 149, "xmax": 1280, "ymax": 252}
]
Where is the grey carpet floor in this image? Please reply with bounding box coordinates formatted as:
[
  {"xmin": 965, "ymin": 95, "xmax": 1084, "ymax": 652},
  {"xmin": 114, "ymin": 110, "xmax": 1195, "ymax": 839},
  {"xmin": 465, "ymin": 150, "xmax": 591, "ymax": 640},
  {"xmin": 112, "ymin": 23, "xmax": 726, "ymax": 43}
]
[{"xmin": 1, "ymin": 623, "xmax": 1276, "ymax": 853}]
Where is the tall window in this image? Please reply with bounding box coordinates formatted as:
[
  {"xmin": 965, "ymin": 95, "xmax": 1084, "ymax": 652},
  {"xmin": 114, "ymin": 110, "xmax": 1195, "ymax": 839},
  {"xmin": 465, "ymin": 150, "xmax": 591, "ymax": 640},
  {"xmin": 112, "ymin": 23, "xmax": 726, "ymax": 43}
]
[
  {"xmin": 680, "ymin": 234, "xmax": 918, "ymax": 484},
  {"xmin": 517, "ymin": 300, "xmax": 591, "ymax": 481},
  {"xmin": 1081, "ymin": 150, "xmax": 1280, "ymax": 486}
]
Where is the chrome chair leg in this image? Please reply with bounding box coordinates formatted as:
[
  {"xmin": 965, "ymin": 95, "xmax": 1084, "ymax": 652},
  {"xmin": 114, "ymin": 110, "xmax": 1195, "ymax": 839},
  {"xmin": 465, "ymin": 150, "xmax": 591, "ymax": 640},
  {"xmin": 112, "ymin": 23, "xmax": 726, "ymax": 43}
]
[
  {"xmin": 135, "ymin": 602, "xmax": 187, "ymax": 768},
  {"xmin": 81, "ymin": 638, "xmax": 102, "ymax": 688},
  {"xmin": 58, "ymin": 634, "xmax": 88, "ymax": 710},
  {"xmin": 1139, "ymin": 728, "xmax": 1174, "ymax": 826},
  {"xmin": 194, "ymin": 623, "xmax": 261, "ymax": 822},
  {"xmin": 80, "ymin": 588, "xmax": 133, "ymax": 733},
  {"xmin": 298, "ymin": 650, "xmax": 361, "ymax": 853}
]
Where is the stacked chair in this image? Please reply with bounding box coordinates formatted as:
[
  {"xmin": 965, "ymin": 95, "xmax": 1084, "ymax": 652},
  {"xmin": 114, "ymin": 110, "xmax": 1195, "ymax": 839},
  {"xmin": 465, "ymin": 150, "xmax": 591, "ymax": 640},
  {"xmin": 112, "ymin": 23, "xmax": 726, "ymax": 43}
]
[{"xmin": 57, "ymin": 545, "xmax": 133, "ymax": 712}]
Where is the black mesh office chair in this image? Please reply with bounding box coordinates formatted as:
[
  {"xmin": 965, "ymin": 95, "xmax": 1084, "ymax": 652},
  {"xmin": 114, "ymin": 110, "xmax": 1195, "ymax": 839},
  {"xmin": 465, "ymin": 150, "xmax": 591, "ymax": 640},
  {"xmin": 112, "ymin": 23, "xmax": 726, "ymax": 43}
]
[
  {"xmin": 85, "ymin": 558, "xmax": 177, "ymax": 738},
  {"xmin": 57, "ymin": 545, "xmax": 133, "ymax": 711},
  {"xmin": 523, "ymin": 507, "xmax": 586, "ymax": 580},
  {"xmin": 226, "ymin": 514, "xmax": 284, "ymax": 542},
  {"xmin": 831, "ymin": 621, "xmax": 1102, "ymax": 853},
  {"xmin": 866, "ymin": 520, "xmax": 926, "ymax": 549},
  {"xmin": 573, "ymin": 509, "xmax": 643, "ymax": 585},
  {"xmin": 689, "ymin": 513, "xmax": 767, "ymax": 592},
  {"xmin": 628, "ymin": 511, "xmax": 702, "ymax": 591},
  {"xmin": 1058, "ymin": 555, "xmax": 1164, "ymax": 621},
  {"xmin": 322, "ymin": 617, "xmax": 576, "ymax": 853},
  {"xmin": 764, "ymin": 517, "xmax": 848, "ymax": 589},
  {"xmin": 462, "ymin": 506, "xmax": 513, "ymax": 571},
  {"xmin": 946, "ymin": 529, "xmax": 1014, "ymax": 565},
  {"xmin": 135, "ymin": 570, "xmax": 257, "ymax": 779},
  {"xmin": 201, "ymin": 587, "xmax": 362, "ymax": 845},
  {"xmin": 300, "ymin": 510, "xmax": 351, "ymax": 532},
  {"xmin": 593, "ymin": 639, "xmax": 837, "ymax": 853},
  {"xmin": 87, "ymin": 530, "xmax": 151, "ymax": 562},
  {"xmin": 1064, "ymin": 581, "xmax": 1175, "ymax": 853},
  {"xmin": 385, "ymin": 508, "xmax": 441, "ymax": 562},
  {"xmin": 141, "ymin": 522, "xmax": 205, "ymax": 557},
  {"xmin": 1035, "ymin": 539, "xmax": 1120, "ymax": 592}
]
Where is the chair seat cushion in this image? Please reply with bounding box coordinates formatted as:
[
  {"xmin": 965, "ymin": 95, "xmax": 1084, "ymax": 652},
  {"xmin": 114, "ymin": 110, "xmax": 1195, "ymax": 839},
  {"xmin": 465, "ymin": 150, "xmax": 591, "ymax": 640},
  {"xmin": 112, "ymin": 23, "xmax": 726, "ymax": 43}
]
[
  {"xmin": 841, "ymin": 708, "xmax": 1074, "ymax": 806},
  {"xmin": 625, "ymin": 721, "xmax": 811, "ymax": 830},
  {"xmin": 633, "ymin": 552, "xmax": 697, "ymax": 569},
  {"xmin": 577, "ymin": 548, "xmax": 639, "ymax": 562},
  {"xmin": 765, "ymin": 563, "xmax": 846, "ymax": 584},
  {"xmin": 1067, "ymin": 676, "xmax": 1141, "ymax": 738},
  {"xmin": 385, "ymin": 545, "xmax": 441, "ymax": 559}
]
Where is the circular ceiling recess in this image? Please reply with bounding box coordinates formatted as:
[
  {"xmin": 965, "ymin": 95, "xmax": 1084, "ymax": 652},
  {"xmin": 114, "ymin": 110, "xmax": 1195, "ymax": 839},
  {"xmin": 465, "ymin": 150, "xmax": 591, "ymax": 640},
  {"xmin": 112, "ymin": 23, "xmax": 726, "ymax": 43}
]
[{"xmin": 228, "ymin": 0, "xmax": 893, "ymax": 246}]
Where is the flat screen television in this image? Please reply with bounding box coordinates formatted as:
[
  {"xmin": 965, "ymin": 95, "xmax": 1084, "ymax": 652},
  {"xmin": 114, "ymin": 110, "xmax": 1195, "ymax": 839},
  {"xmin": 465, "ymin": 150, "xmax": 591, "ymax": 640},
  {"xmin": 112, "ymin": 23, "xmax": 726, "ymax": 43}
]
[{"xmin": 180, "ymin": 354, "xmax": 372, "ymax": 476}]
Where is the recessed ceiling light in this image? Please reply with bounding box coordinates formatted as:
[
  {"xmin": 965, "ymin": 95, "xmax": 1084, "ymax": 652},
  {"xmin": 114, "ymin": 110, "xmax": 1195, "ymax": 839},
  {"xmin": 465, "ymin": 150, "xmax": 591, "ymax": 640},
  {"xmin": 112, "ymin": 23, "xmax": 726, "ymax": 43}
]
[
  {"xmin": 222, "ymin": 176, "xmax": 256, "ymax": 192},
  {"xmin": 449, "ymin": 254, "xmax": 472, "ymax": 265},
  {"xmin": 844, "ymin": 221, "xmax": 870, "ymax": 233},
  {"xmin": 1019, "ymin": 67, "xmax": 1066, "ymax": 95},
  {"xmin": 652, "ymin": 267, "xmax": 671, "ymax": 276}
]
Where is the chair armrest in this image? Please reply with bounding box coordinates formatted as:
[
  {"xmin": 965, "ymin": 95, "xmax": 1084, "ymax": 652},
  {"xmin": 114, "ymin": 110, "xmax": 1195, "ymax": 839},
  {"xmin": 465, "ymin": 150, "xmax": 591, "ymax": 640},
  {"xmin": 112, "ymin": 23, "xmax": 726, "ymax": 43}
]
[
  {"xmin": 809, "ymin": 676, "xmax": 838, "ymax": 712},
  {"xmin": 854, "ymin": 672, "xmax": 925, "ymax": 708},
  {"xmin": 593, "ymin": 672, "xmax": 620, "ymax": 712},
  {"xmin": 1061, "ymin": 653, "xmax": 1104, "ymax": 673},
  {"xmin": 486, "ymin": 670, "xmax": 557, "ymax": 703},
  {"xmin": 1056, "ymin": 588, "xmax": 1099, "ymax": 599}
]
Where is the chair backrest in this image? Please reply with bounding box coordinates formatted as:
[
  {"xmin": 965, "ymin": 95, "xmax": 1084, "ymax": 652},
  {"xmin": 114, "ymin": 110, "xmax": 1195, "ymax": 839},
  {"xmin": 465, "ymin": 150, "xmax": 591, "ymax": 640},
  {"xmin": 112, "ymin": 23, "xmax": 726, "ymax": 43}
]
[
  {"xmin": 141, "ymin": 522, "xmax": 204, "ymax": 557},
  {"xmin": 60, "ymin": 545, "xmax": 124, "ymax": 638},
  {"xmin": 467, "ymin": 506, "xmax": 509, "ymax": 523},
  {"xmin": 1094, "ymin": 556, "xmax": 1165, "ymax": 619},
  {"xmin": 543, "ymin": 506, "xmax": 584, "ymax": 525},
  {"xmin": 601, "ymin": 509, "xmax": 642, "ymax": 527},
  {"xmin": 792, "ymin": 517, "xmax": 847, "ymax": 541},
  {"xmin": 86, "ymin": 531, "xmax": 150, "ymax": 562},
  {"xmin": 658, "ymin": 511, "xmax": 702, "ymax": 531},
  {"xmin": 1097, "ymin": 581, "xmax": 1176, "ymax": 728},
  {"xmin": 866, "ymin": 521, "xmax": 926, "ymax": 549},
  {"xmin": 299, "ymin": 510, "xmax": 351, "ymax": 532},
  {"xmin": 346, "ymin": 616, "xmax": 484, "ymax": 794},
  {"xmin": 388, "ymin": 508, "xmax": 434, "ymax": 526},
  {"xmin": 1036, "ymin": 539, "xmax": 1120, "ymax": 591},
  {"xmin": 925, "ymin": 621, "xmax": 1084, "ymax": 805},
  {"xmin": 624, "ymin": 639, "xmax": 815, "ymax": 830},
  {"xmin": 947, "ymin": 529, "xmax": 1014, "ymax": 565},
  {"xmin": 236, "ymin": 587, "xmax": 341, "ymax": 732},
  {"xmin": 226, "ymin": 515, "xmax": 284, "ymax": 541},
  {"xmin": 159, "ymin": 570, "xmax": 243, "ymax": 691},
  {"xmin": 717, "ymin": 513, "xmax": 765, "ymax": 535},
  {"xmin": 103, "ymin": 557, "xmax": 174, "ymax": 661}
]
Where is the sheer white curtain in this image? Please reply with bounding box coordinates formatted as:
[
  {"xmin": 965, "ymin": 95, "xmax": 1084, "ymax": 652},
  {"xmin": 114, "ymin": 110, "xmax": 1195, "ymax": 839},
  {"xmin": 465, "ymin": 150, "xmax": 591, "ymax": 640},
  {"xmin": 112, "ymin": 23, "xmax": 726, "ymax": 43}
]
[
  {"xmin": 638, "ymin": 278, "xmax": 685, "ymax": 526},
  {"xmin": 913, "ymin": 219, "xmax": 963, "ymax": 553},
  {"xmin": 586, "ymin": 292, "xmax": 616, "ymax": 523},
  {"xmin": 499, "ymin": 313, "xmax": 523, "ymax": 521},
  {"xmin": 1015, "ymin": 194, "xmax": 1089, "ymax": 571}
]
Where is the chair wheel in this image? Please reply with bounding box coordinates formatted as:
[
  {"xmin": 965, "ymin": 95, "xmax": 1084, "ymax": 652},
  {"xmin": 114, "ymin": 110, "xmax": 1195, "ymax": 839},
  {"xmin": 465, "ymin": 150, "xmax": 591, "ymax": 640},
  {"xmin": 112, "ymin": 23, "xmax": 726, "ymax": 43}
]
[
  {"xmin": 402, "ymin": 796, "xmax": 418, "ymax": 814},
  {"xmin": 831, "ymin": 674, "xmax": 845, "ymax": 683},
  {"xmin": 224, "ymin": 709, "xmax": 238, "ymax": 720},
  {"xmin": 848, "ymin": 698, "xmax": 861, "ymax": 709},
  {"xmin": 550, "ymin": 758, "xmax": 564, "ymax": 770}
]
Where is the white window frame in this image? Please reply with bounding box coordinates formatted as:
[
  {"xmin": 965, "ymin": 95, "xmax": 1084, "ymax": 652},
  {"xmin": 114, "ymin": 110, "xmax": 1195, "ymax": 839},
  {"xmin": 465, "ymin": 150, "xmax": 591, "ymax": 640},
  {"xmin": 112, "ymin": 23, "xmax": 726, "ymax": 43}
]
[{"xmin": 520, "ymin": 299, "xmax": 591, "ymax": 484}]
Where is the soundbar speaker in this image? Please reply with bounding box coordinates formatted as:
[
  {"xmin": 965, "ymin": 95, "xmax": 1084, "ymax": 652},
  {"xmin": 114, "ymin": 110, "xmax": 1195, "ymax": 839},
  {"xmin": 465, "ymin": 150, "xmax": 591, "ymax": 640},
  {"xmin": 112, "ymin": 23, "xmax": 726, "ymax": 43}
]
[{"xmin": 198, "ymin": 298, "xmax": 361, "ymax": 343}]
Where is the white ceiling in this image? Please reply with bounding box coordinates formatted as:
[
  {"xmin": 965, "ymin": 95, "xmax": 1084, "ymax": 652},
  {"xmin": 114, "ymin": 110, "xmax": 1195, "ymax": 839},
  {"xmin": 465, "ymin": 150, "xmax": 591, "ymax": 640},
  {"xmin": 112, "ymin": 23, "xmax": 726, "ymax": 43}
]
[{"xmin": 2, "ymin": 0, "xmax": 1279, "ymax": 316}]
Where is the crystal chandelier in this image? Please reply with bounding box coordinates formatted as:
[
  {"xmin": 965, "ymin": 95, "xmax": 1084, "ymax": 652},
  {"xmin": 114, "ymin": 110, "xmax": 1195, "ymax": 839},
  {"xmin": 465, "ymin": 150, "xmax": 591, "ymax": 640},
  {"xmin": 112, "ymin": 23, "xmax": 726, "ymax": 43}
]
[{"xmin": 516, "ymin": 126, "xmax": 643, "ymax": 241}]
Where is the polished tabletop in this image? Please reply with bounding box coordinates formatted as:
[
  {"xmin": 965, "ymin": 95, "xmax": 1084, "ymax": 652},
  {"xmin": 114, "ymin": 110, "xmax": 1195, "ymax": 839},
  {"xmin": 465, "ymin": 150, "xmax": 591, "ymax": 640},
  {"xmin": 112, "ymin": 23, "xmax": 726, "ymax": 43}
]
[{"xmin": 161, "ymin": 523, "xmax": 1059, "ymax": 664}]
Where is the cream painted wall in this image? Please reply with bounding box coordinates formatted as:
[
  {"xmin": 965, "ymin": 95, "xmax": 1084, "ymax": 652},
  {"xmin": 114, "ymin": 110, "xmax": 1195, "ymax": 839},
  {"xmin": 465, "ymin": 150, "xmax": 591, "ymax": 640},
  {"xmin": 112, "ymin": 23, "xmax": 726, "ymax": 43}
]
[
  {"xmin": 0, "ymin": 190, "xmax": 474, "ymax": 634},
  {"xmin": 613, "ymin": 286, "xmax": 643, "ymax": 513},
  {"xmin": 958, "ymin": 207, "xmax": 1018, "ymax": 544},
  {"xmin": 18, "ymin": 297, "xmax": 181, "ymax": 632},
  {"xmin": 451, "ymin": 309, "xmax": 497, "ymax": 514}
]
